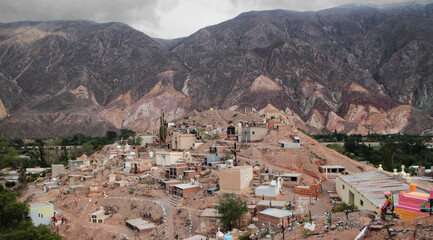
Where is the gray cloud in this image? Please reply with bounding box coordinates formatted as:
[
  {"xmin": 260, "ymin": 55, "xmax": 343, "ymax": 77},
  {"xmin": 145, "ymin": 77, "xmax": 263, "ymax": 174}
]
[
  {"xmin": 0, "ymin": 0, "xmax": 161, "ymax": 29},
  {"xmin": 0, "ymin": 0, "xmax": 430, "ymax": 39}
]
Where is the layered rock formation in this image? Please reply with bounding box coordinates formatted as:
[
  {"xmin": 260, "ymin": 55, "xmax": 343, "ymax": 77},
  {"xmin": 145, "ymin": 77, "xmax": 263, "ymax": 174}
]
[{"xmin": 1, "ymin": 3, "xmax": 433, "ymax": 138}]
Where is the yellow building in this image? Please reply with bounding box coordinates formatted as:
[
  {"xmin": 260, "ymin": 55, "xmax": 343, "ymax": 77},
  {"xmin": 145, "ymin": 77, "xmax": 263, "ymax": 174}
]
[
  {"xmin": 172, "ymin": 133, "xmax": 196, "ymax": 150},
  {"xmin": 336, "ymin": 171, "xmax": 414, "ymax": 213},
  {"xmin": 219, "ymin": 166, "xmax": 253, "ymax": 194},
  {"xmin": 29, "ymin": 201, "xmax": 54, "ymax": 226}
]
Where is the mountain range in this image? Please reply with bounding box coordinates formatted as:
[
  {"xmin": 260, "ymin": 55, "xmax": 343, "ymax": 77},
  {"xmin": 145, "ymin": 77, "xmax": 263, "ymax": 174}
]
[{"xmin": 1, "ymin": 2, "xmax": 433, "ymax": 138}]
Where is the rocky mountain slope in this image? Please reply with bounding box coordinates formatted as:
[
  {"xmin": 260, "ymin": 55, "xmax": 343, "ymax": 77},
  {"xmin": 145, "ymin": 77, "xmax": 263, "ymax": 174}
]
[
  {"xmin": 1, "ymin": 3, "xmax": 433, "ymax": 138},
  {"xmin": 0, "ymin": 21, "xmax": 189, "ymax": 138}
]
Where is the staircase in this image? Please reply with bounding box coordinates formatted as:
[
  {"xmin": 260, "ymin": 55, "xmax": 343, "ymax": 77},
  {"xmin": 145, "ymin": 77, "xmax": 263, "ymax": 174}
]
[{"xmin": 168, "ymin": 195, "xmax": 183, "ymax": 207}]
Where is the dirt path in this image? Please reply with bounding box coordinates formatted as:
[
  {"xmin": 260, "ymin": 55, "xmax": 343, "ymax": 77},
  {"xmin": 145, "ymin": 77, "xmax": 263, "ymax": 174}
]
[
  {"xmin": 165, "ymin": 208, "xmax": 175, "ymax": 239},
  {"xmin": 152, "ymin": 190, "xmax": 175, "ymax": 239},
  {"xmin": 238, "ymin": 154, "xmax": 291, "ymax": 173}
]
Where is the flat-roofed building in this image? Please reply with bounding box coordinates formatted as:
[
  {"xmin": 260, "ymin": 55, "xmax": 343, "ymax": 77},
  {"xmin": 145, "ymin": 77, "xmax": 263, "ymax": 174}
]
[
  {"xmin": 200, "ymin": 208, "xmax": 222, "ymax": 233},
  {"xmin": 162, "ymin": 179, "xmax": 182, "ymax": 192},
  {"xmin": 42, "ymin": 182, "xmax": 59, "ymax": 192},
  {"xmin": 90, "ymin": 207, "xmax": 110, "ymax": 223},
  {"xmin": 242, "ymin": 127, "xmax": 268, "ymax": 142},
  {"xmin": 171, "ymin": 183, "xmax": 200, "ymax": 197},
  {"xmin": 126, "ymin": 218, "xmax": 156, "ymax": 233},
  {"xmin": 124, "ymin": 158, "xmax": 152, "ymax": 174},
  {"xmin": 320, "ymin": 165, "xmax": 346, "ymax": 179},
  {"xmin": 257, "ymin": 200, "xmax": 287, "ymax": 212},
  {"xmin": 168, "ymin": 163, "xmax": 188, "ymax": 179},
  {"xmin": 172, "ymin": 133, "xmax": 196, "ymax": 150},
  {"xmin": 336, "ymin": 171, "xmax": 420, "ymax": 213},
  {"xmin": 155, "ymin": 151, "xmax": 183, "ymax": 166},
  {"xmin": 255, "ymin": 179, "xmax": 283, "ymax": 199},
  {"xmin": 219, "ymin": 166, "xmax": 253, "ymax": 194},
  {"xmin": 277, "ymin": 173, "xmax": 302, "ymax": 186},
  {"xmin": 280, "ymin": 141, "xmax": 300, "ymax": 148},
  {"xmin": 29, "ymin": 202, "xmax": 54, "ymax": 226},
  {"xmin": 320, "ymin": 165, "xmax": 345, "ymax": 173},
  {"xmin": 257, "ymin": 208, "xmax": 292, "ymax": 226}
]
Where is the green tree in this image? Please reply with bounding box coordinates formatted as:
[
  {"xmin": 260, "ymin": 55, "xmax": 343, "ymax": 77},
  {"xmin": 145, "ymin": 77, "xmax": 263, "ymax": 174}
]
[
  {"xmin": 60, "ymin": 140, "xmax": 68, "ymax": 162},
  {"xmin": 0, "ymin": 188, "xmax": 61, "ymax": 239},
  {"xmin": 382, "ymin": 140, "xmax": 395, "ymax": 171},
  {"xmin": 46, "ymin": 139, "xmax": 61, "ymax": 146},
  {"xmin": 0, "ymin": 147, "xmax": 19, "ymax": 169},
  {"xmin": 331, "ymin": 202, "xmax": 357, "ymax": 213},
  {"xmin": 5, "ymin": 181, "xmax": 15, "ymax": 188},
  {"xmin": 10, "ymin": 139, "xmax": 24, "ymax": 149},
  {"xmin": 120, "ymin": 128, "xmax": 136, "ymax": 140},
  {"xmin": 34, "ymin": 139, "xmax": 45, "ymax": 165},
  {"xmin": 0, "ymin": 190, "xmax": 28, "ymax": 227},
  {"xmin": 135, "ymin": 136, "xmax": 143, "ymax": 146},
  {"xmin": 159, "ymin": 114, "xmax": 168, "ymax": 145},
  {"xmin": 4, "ymin": 221, "xmax": 61, "ymax": 240},
  {"xmin": 18, "ymin": 164, "xmax": 26, "ymax": 185},
  {"xmin": 343, "ymin": 137, "xmax": 357, "ymax": 154},
  {"xmin": 106, "ymin": 130, "xmax": 117, "ymax": 142},
  {"xmin": 0, "ymin": 141, "xmax": 9, "ymax": 153},
  {"xmin": 71, "ymin": 133, "xmax": 87, "ymax": 145},
  {"xmin": 214, "ymin": 193, "xmax": 248, "ymax": 230},
  {"xmin": 81, "ymin": 142, "xmax": 94, "ymax": 156}
]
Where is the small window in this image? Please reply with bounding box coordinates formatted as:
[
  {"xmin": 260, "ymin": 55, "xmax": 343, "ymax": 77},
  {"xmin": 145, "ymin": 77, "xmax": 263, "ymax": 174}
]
[
  {"xmin": 360, "ymin": 200, "xmax": 364, "ymax": 206},
  {"xmin": 342, "ymin": 184, "xmax": 345, "ymax": 189},
  {"xmin": 252, "ymin": 131, "xmax": 255, "ymax": 135}
]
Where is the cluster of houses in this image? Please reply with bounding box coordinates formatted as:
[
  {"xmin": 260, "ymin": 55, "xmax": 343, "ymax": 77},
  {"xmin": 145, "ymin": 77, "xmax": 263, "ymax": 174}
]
[{"xmin": 5, "ymin": 108, "xmax": 433, "ymax": 240}]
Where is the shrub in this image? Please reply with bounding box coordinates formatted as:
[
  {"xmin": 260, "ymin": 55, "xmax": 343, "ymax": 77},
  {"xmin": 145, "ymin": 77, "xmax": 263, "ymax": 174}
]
[
  {"xmin": 5, "ymin": 181, "xmax": 16, "ymax": 188},
  {"xmin": 331, "ymin": 202, "xmax": 357, "ymax": 213}
]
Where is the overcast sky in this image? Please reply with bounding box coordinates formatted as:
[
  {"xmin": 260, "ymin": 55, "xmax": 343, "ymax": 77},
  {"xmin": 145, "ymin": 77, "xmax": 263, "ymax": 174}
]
[{"xmin": 0, "ymin": 0, "xmax": 430, "ymax": 39}]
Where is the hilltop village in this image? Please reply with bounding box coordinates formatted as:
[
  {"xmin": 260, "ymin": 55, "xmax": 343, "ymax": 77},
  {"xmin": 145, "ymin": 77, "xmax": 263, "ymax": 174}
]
[{"xmin": 3, "ymin": 107, "xmax": 433, "ymax": 240}]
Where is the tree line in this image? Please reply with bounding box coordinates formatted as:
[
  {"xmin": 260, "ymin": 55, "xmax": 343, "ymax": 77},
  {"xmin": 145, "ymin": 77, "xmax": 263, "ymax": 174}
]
[
  {"xmin": 324, "ymin": 133, "xmax": 433, "ymax": 172},
  {"xmin": 0, "ymin": 129, "xmax": 140, "ymax": 171}
]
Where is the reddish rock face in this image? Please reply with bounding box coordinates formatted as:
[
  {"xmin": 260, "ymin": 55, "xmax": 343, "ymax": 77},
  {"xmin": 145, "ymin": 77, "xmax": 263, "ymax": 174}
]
[{"xmin": 2, "ymin": 3, "xmax": 433, "ymax": 138}]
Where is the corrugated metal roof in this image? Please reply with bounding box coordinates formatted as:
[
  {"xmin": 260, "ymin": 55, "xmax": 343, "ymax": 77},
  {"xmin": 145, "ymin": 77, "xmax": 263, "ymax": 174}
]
[
  {"xmin": 338, "ymin": 171, "xmax": 424, "ymax": 207},
  {"xmin": 259, "ymin": 208, "xmax": 292, "ymax": 218}
]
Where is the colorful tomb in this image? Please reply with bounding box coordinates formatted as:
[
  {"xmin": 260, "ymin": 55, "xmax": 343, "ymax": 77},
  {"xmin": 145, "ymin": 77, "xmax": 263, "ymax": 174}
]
[{"xmin": 395, "ymin": 184, "xmax": 432, "ymax": 220}]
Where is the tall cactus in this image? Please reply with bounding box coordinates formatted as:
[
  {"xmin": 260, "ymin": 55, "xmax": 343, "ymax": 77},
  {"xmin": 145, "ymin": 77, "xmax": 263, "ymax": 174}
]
[{"xmin": 159, "ymin": 113, "xmax": 168, "ymax": 146}]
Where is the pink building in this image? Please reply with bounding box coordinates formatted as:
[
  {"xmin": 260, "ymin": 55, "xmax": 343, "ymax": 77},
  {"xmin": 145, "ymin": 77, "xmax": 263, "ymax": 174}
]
[{"xmin": 395, "ymin": 184, "xmax": 432, "ymax": 220}]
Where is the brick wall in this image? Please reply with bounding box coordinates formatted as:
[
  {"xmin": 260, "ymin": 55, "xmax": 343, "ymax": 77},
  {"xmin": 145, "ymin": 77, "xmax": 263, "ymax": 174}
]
[
  {"xmin": 294, "ymin": 183, "xmax": 320, "ymax": 197},
  {"xmin": 257, "ymin": 213, "xmax": 288, "ymax": 226}
]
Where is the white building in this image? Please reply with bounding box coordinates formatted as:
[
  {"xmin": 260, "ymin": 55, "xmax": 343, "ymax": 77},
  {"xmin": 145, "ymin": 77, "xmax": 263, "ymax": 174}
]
[
  {"xmin": 29, "ymin": 202, "xmax": 54, "ymax": 226},
  {"xmin": 255, "ymin": 178, "xmax": 283, "ymax": 199},
  {"xmin": 155, "ymin": 152, "xmax": 183, "ymax": 166}
]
